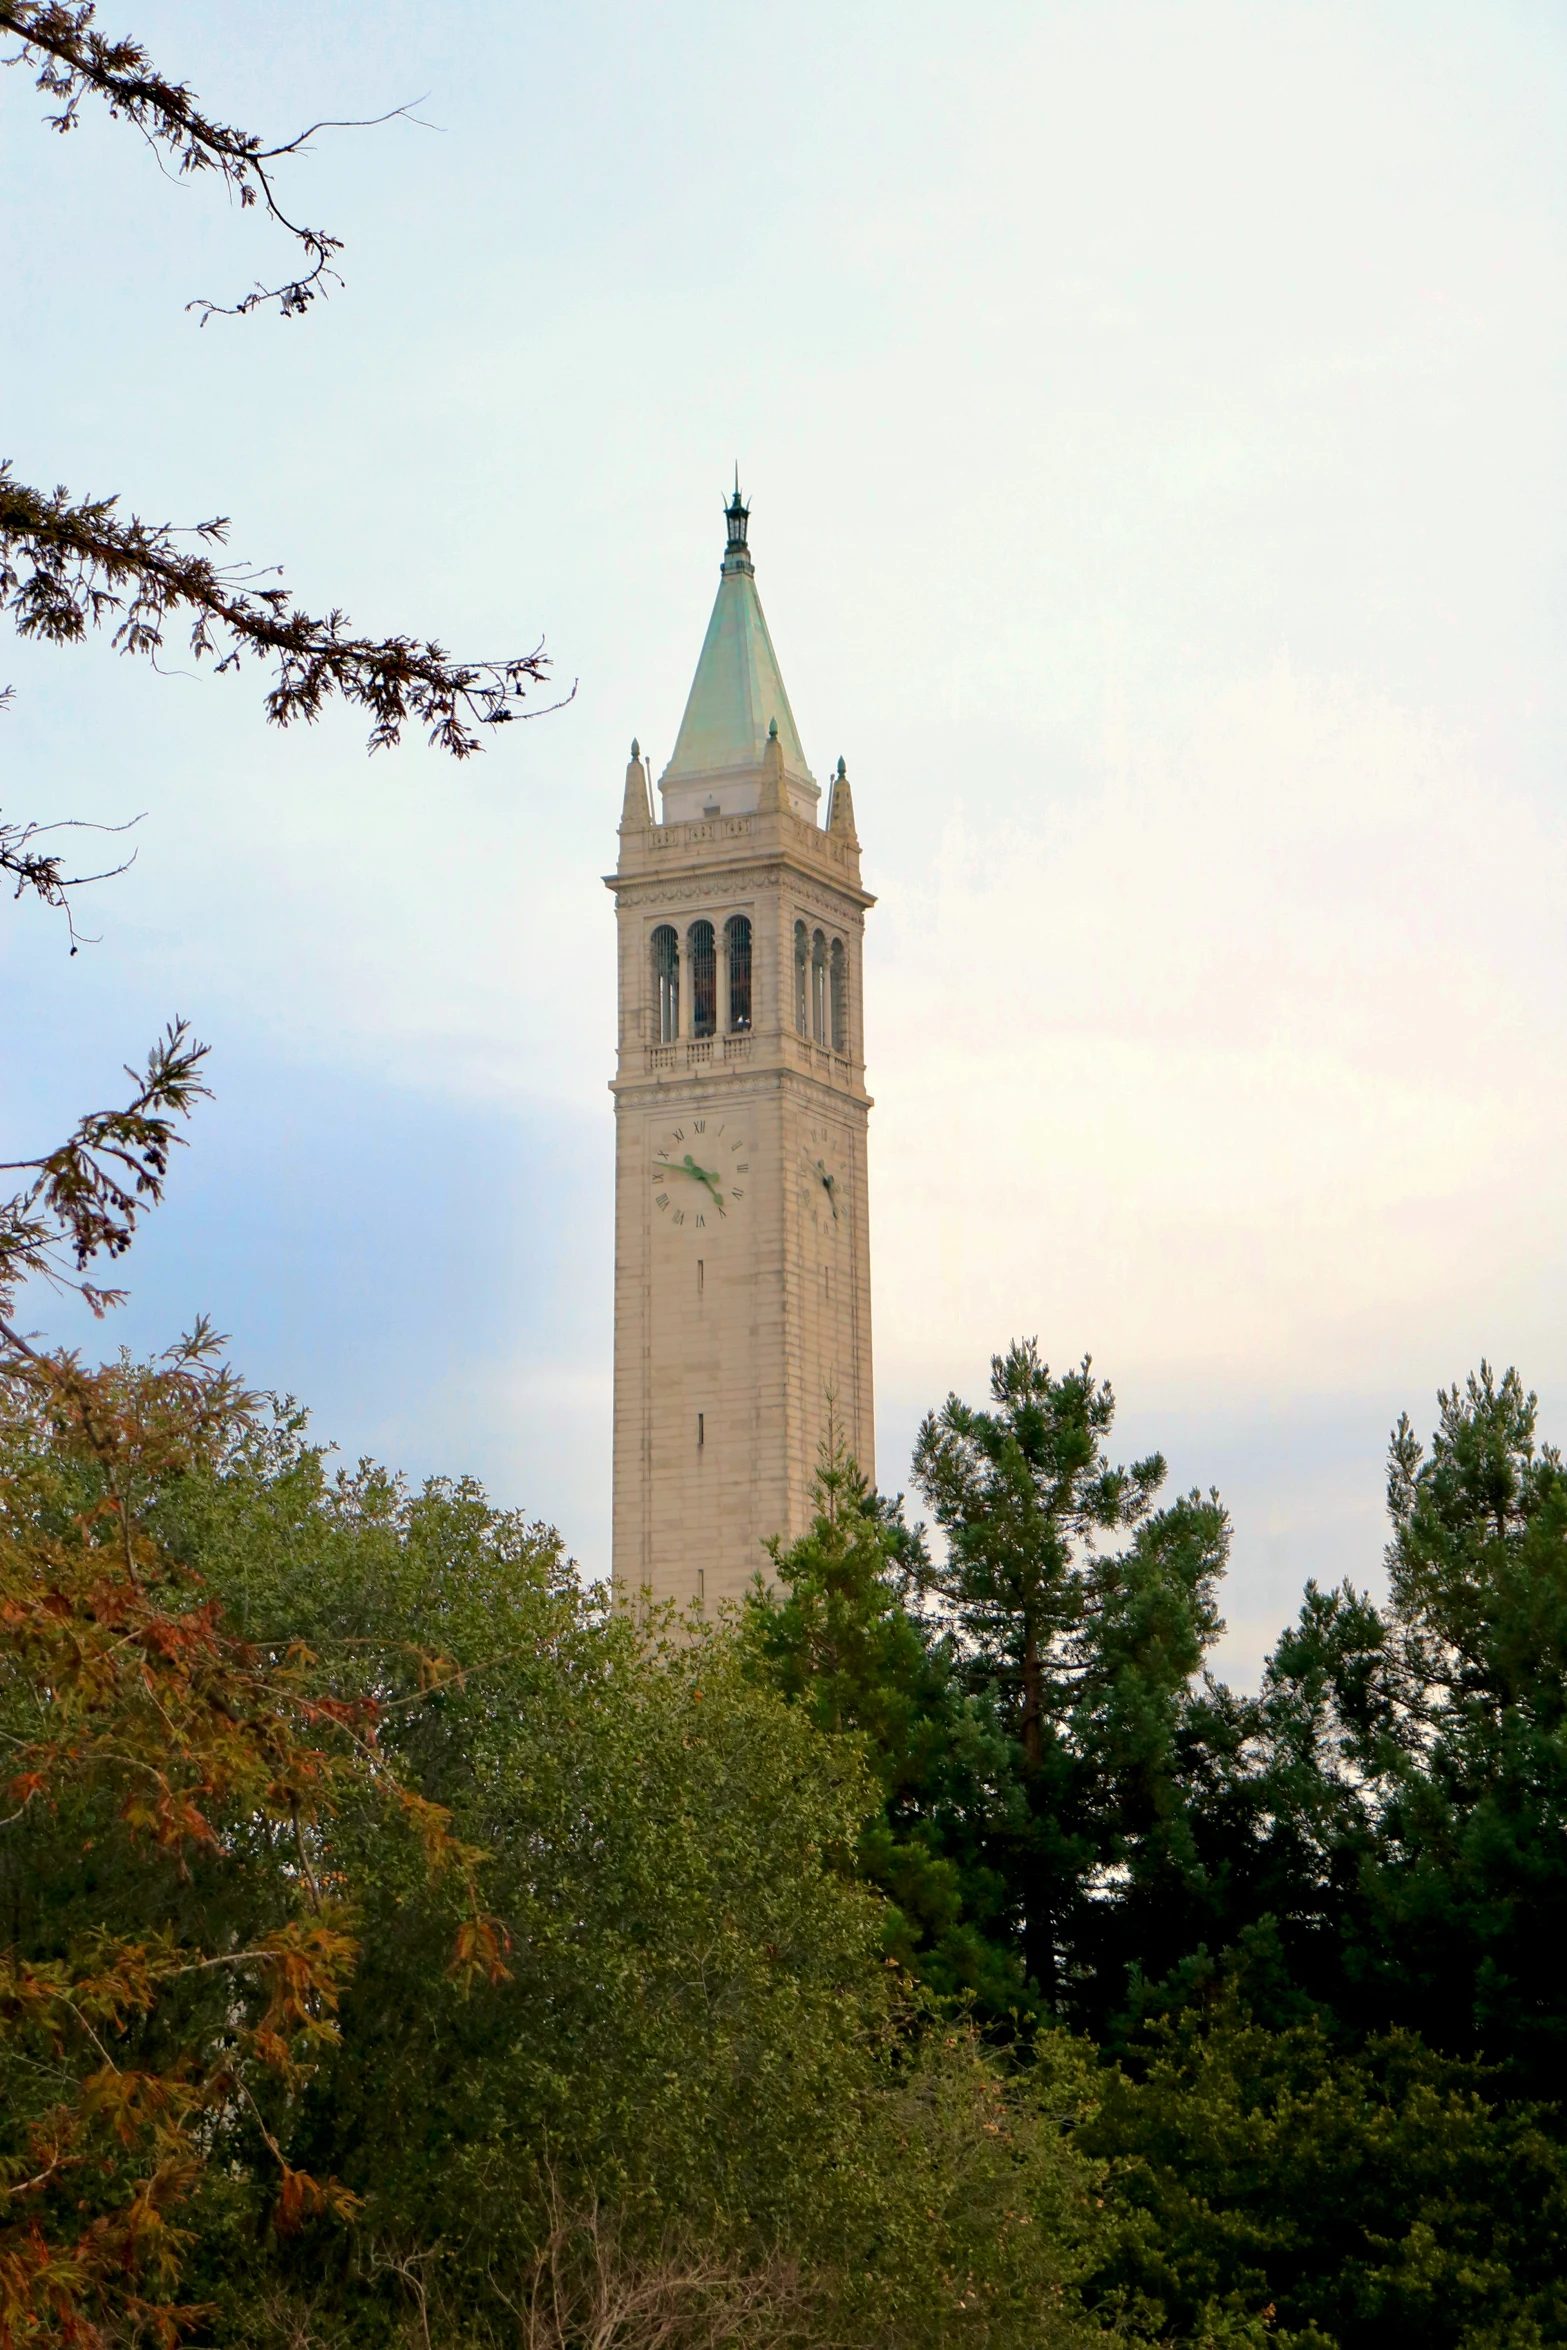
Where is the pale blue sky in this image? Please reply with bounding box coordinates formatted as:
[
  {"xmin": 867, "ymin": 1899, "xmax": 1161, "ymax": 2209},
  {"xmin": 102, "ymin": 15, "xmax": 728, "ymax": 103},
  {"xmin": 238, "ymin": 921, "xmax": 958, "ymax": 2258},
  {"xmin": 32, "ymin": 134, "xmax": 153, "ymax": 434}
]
[{"xmin": 4, "ymin": 1, "xmax": 1565, "ymax": 1675}]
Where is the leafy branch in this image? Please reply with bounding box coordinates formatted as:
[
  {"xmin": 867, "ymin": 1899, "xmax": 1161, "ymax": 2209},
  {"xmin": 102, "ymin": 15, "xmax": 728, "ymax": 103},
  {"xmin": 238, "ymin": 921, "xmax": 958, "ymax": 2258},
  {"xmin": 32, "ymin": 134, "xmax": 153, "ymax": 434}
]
[
  {"xmin": 0, "ymin": 1018, "xmax": 210, "ymax": 1316},
  {"xmin": 1, "ymin": 466, "xmax": 566, "ymax": 755}
]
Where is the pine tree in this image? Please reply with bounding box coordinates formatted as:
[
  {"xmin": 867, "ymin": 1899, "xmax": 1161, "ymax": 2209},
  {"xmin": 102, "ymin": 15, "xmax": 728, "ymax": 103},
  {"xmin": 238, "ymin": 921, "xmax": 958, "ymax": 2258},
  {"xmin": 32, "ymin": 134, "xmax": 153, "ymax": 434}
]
[
  {"xmin": 912, "ymin": 1341, "xmax": 1230, "ymax": 2029},
  {"xmin": 744, "ymin": 1426, "xmax": 1031, "ymax": 2018}
]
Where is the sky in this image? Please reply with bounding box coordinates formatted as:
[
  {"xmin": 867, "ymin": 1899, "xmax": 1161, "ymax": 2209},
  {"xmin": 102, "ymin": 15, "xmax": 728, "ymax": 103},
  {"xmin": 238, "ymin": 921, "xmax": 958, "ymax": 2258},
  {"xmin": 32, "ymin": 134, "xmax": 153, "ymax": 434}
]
[{"xmin": 3, "ymin": 1, "xmax": 1565, "ymax": 1678}]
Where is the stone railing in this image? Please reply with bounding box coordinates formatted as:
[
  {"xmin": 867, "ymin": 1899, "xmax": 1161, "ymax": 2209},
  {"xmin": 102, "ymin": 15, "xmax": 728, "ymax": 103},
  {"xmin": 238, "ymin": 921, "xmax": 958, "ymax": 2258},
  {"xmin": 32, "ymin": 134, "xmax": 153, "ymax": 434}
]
[{"xmin": 639, "ymin": 1034, "xmax": 854, "ymax": 1083}]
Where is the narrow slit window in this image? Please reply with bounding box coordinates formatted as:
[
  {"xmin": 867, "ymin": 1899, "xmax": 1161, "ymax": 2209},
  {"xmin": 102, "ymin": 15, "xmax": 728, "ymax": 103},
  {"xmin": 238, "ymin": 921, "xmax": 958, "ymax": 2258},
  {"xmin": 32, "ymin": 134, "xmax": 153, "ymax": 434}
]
[
  {"xmin": 651, "ymin": 924, "xmax": 679, "ymax": 1043},
  {"xmin": 811, "ymin": 929, "xmax": 828, "ymax": 1044},
  {"xmin": 794, "ymin": 920, "xmax": 809, "ymax": 1036},
  {"xmin": 726, "ymin": 913, "xmax": 752, "ymax": 1032},
  {"xmin": 688, "ymin": 920, "xmax": 716, "ymax": 1038},
  {"xmin": 697, "ymin": 1259, "xmax": 704, "ymax": 1297},
  {"xmin": 697, "ymin": 1411, "xmax": 705, "ymax": 1448},
  {"xmin": 830, "ymin": 937, "xmax": 847, "ymax": 1051}
]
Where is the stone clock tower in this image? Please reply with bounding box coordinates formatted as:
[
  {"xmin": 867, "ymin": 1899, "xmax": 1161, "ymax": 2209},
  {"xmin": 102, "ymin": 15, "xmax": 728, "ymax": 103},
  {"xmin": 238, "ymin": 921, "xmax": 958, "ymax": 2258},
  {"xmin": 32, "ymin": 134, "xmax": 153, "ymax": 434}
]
[{"xmin": 608, "ymin": 485, "xmax": 875, "ymax": 1609}]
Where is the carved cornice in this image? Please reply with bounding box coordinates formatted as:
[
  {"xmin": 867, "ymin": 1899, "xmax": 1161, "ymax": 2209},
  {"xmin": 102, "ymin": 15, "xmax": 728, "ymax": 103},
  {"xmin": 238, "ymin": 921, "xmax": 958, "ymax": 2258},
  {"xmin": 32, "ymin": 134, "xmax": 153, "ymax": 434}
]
[
  {"xmin": 608, "ymin": 864, "xmax": 870, "ymax": 923},
  {"xmin": 611, "ymin": 1061, "xmax": 874, "ymax": 1116},
  {"xmin": 781, "ymin": 875, "xmax": 871, "ymax": 925},
  {"xmin": 608, "ymin": 831, "xmax": 873, "ymax": 911}
]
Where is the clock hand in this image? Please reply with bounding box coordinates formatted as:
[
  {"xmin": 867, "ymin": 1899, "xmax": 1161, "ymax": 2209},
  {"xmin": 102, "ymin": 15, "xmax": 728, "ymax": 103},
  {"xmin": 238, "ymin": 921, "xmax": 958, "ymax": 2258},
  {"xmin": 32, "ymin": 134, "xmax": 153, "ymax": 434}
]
[
  {"xmin": 653, "ymin": 1155, "xmax": 727, "ymax": 1208},
  {"xmin": 679, "ymin": 1153, "xmax": 725, "ymax": 1203}
]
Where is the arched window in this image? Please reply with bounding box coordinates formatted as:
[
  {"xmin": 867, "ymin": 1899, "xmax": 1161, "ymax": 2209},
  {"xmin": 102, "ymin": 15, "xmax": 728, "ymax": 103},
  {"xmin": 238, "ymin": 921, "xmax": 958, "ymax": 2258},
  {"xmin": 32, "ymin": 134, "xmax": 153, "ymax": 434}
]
[
  {"xmin": 794, "ymin": 921, "xmax": 809, "ymax": 1036},
  {"xmin": 725, "ymin": 913, "xmax": 752, "ymax": 1032},
  {"xmin": 651, "ymin": 924, "xmax": 679, "ymax": 1044},
  {"xmin": 688, "ymin": 920, "xmax": 716, "ymax": 1038},
  {"xmin": 811, "ymin": 929, "xmax": 828, "ymax": 1044},
  {"xmin": 830, "ymin": 937, "xmax": 847, "ymax": 1051}
]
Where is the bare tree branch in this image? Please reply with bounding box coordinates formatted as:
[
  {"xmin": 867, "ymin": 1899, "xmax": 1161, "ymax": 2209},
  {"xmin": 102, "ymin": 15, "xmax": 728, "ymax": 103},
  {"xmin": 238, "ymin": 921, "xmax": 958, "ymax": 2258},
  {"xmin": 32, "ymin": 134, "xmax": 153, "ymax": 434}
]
[
  {"xmin": 0, "ymin": 721, "xmax": 143, "ymax": 955},
  {"xmin": 0, "ymin": 0, "xmax": 422, "ymax": 319},
  {"xmin": 0, "ymin": 466, "xmax": 569, "ymax": 755}
]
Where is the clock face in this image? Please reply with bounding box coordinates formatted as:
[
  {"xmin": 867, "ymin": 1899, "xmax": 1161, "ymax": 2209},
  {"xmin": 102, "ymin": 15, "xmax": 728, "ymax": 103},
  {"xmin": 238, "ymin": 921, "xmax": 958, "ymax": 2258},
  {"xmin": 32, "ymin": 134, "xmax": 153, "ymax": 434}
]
[
  {"xmin": 798, "ymin": 1125, "xmax": 848, "ymax": 1239},
  {"xmin": 649, "ymin": 1116, "xmax": 750, "ymax": 1233}
]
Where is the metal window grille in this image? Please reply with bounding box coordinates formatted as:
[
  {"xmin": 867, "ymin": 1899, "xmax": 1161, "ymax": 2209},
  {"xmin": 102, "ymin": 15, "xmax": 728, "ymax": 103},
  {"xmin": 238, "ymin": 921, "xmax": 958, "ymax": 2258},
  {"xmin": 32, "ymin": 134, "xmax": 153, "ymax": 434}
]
[
  {"xmin": 811, "ymin": 929, "xmax": 828, "ymax": 1044},
  {"xmin": 651, "ymin": 924, "xmax": 679, "ymax": 1044},
  {"xmin": 688, "ymin": 920, "xmax": 717, "ymax": 1038},
  {"xmin": 794, "ymin": 921, "xmax": 809, "ymax": 1035},
  {"xmin": 725, "ymin": 913, "xmax": 752, "ymax": 1032},
  {"xmin": 829, "ymin": 937, "xmax": 848, "ymax": 1052}
]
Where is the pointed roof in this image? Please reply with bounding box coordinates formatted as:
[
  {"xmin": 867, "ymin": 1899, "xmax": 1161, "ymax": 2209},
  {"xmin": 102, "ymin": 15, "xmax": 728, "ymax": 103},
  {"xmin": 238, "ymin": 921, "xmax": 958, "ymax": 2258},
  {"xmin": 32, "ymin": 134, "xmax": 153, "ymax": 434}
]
[
  {"xmin": 660, "ymin": 481, "xmax": 816, "ymax": 794},
  {"xmin": 619, "ymin": 738, "xmax": 651, "ymax": 833},
  {"xmin": 827, "ymin": 755, "xmax": 859, "ymax": 847}
]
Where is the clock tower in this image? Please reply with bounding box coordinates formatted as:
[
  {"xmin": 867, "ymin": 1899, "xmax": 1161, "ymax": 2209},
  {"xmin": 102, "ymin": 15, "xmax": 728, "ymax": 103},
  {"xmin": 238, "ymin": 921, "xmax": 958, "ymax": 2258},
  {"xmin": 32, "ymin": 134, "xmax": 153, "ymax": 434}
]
[{"xmin": 608, "ymin": 485, "xmax": 875, "ymax": 1610}]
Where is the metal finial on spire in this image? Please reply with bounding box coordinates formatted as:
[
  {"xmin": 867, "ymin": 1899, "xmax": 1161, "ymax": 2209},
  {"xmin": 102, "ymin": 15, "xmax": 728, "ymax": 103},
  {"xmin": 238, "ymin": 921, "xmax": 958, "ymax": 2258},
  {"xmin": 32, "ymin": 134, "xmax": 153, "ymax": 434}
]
[
  {"xmin": 723, "ymin": 470, "xmax": 751, "ymax": 569},
  {"xmin": 768, "ymin": 717, "xmax": 778, "ymax": 739},
  {"xmin": 631, "ymin": 736, "xmax": 640, "ymax": 759},
  {"xmin": 661, "ymin": 472, "xmax": 816, "ymax": 798},
  {"xmin": 836, "ymin": 756, "xmax": 846, "ymax": 779}
]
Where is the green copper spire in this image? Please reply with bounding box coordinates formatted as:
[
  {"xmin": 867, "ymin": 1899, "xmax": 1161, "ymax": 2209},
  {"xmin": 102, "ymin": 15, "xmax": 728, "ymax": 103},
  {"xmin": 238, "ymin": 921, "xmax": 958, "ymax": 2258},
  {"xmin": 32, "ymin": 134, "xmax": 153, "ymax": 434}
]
[{"xmin": 659, "ymin": 480, "xmax": 816, "ymax": 804}]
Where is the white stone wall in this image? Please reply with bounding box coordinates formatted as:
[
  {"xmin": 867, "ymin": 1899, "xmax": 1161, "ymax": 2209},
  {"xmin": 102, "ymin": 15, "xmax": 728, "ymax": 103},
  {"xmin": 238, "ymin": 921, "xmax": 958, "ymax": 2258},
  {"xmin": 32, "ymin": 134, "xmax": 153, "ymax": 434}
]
[{"xmin": 608, "ymin": 803, "xmax": 875, "ymax": 1611}]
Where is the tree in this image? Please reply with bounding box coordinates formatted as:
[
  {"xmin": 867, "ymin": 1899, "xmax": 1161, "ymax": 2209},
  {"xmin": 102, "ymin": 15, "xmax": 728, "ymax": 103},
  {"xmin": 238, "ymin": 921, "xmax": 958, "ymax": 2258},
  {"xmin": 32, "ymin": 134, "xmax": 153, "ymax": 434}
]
[
  {"xmin": 1140, "ymin": 1365, "xmax": 1567, "ymax": 2091},
  {"xmin": 0, "ymin": 1330, "xmax": 506, "ymax": 2347},
  {"xmin": 1080, "ymin": 1992, "xmax": 1567, "ymax": 2349},
  {"xmin": 911, "ymin": 1341, "xmax": 1230, "ymax": 2028},
  {"xmin": 1364, "ymin": 1366, "xmax": 1567, "ymax": 2085},
  {"xmin": 743, "ymin": 1430, "xmax": 1031, "ymax": 2021},
  {"xmin": 16, "ymin": 1384, "xmax": 1134, "ymax": 2350}
]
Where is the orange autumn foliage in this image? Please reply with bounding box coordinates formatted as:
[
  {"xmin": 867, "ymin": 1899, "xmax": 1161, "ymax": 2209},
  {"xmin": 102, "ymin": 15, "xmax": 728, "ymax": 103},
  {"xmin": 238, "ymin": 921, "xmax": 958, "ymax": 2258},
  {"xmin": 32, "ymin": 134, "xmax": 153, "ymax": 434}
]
[{"xmin": 0, "ymin": 1328, "xmax": 506, "ymax": 2349}]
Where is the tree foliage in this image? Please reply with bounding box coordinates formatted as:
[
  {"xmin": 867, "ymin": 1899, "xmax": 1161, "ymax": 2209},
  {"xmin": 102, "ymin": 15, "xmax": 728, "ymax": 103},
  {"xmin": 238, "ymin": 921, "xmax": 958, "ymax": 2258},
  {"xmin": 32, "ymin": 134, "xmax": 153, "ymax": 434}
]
[
  {"xmin": 742, "ymin": 1432, "xmax": 1031, "ymax": 2021},
  {"xmin": 13, "ymin": 1296, "xmax": 1567, "ymax": 2346},
  {"xmin": 0, "ymin": 1335, "xmax": 504, "ymax": 2348},
  {"xmin": 743, "ymin": 1346, "xmax": 1567, "ymax": 2345},
  {"xmin": 0, "ymin": 1020, "xmax": 210, "ymax": 1318},
  {"xmin": 0, "ymin": 1396, "xmax": 1130, "ymax": 2347},
  {"xmin": 1082, "ymin": 1997, "xmax": 1567, "ymax": 2349},
  {"xmin": 0, "ymin": 463, "xmax": 557, "ymax": 762},
  {"xmin": 908, "ymin": 1342, "xmax": 1230, "ymax": 2024}
]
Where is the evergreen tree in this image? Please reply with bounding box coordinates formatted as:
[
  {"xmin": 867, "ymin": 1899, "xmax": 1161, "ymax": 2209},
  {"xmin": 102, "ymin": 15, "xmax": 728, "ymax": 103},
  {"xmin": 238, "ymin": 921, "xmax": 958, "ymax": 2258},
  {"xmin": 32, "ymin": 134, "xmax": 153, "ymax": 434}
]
[
  {"xmin": 911, "ymin": 1341, "xmax": 1230, "ymax": 2030},
  {"xmin": 1331, "ymin": 1364, "xmax": 1567, "ymax": 2086},
  {"xmin": 743, "ymin": 1427, "xmax": 1030, "ymax": 2018},
  {"xmin": 1081, "ymin": 1992, "xmax": 1567, "ymax": 2349},
  {"xmin": 1164, "ymin": 1364, "xmax": 1567, "ymax": 2087}
]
